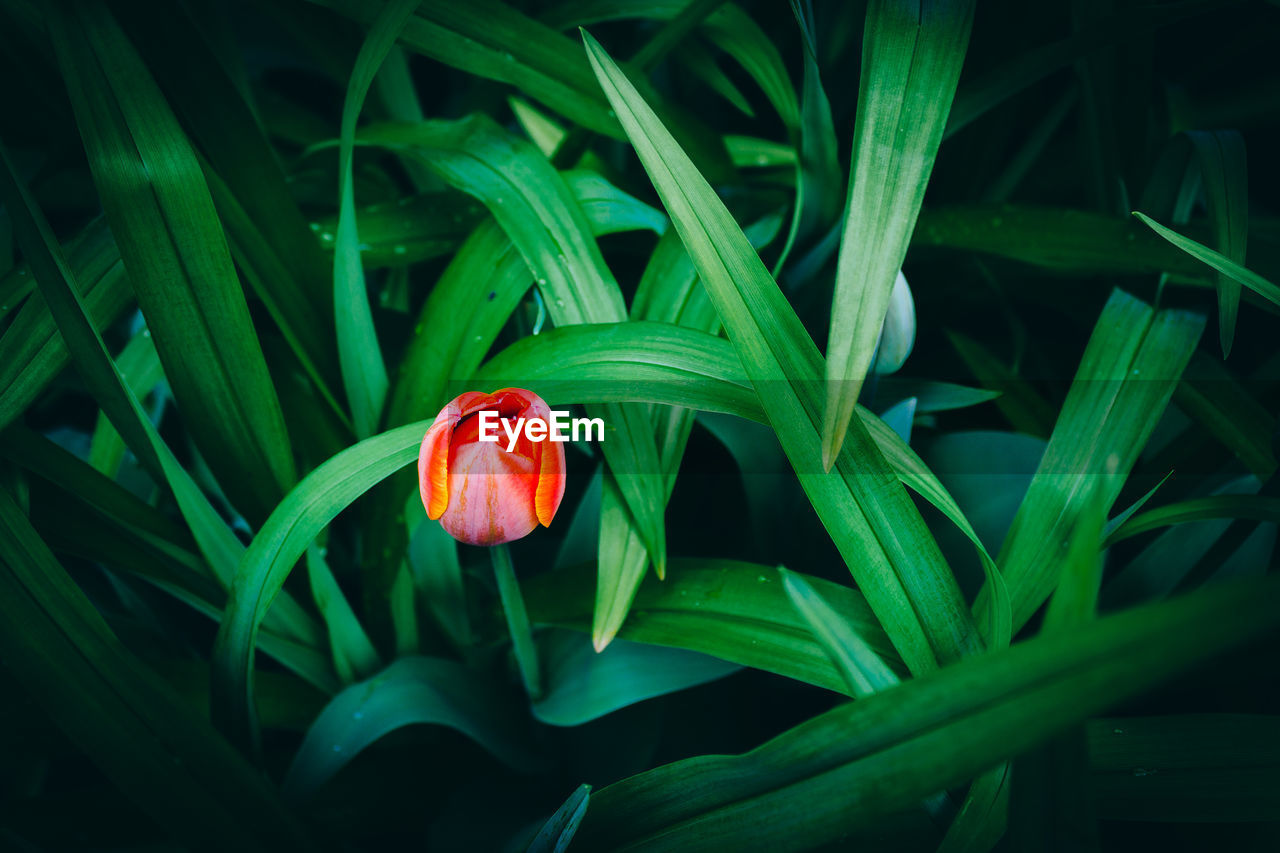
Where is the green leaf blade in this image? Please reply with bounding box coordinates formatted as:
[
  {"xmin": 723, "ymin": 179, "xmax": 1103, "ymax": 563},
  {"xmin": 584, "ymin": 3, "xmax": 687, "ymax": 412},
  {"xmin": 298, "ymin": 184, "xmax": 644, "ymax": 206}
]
[
  {"xmin": 1186, "ymin": 130, "xmax": 1249, "ymax": 356},
  {"xmin": 821, "ymin": 0, "xmax": 975, "ymax": 467},
  {"xmin": 983, "ymin": 289, "xmax": 1205, "ymax": 631},
  {"xmin": 332, "ymin": 0, "xmax": 418, "ymax": 437},
  {"xmin": 1135, "ymin": 211, "xmax": 1280, "ymax": 308},
  {"xmin": 573, "ymin": 576, "xmax": 1280, "ymax": 850},
  {"xmin": 282, "ymin": 656, "xmax": 545, "ymax": 800},
  {"xmin": 581, "ymin": 29, "xmax": 979, "ymax": 674},
  {"xmin": 50, "ymin": 2, "xmax": 296, "ymax": 522}
]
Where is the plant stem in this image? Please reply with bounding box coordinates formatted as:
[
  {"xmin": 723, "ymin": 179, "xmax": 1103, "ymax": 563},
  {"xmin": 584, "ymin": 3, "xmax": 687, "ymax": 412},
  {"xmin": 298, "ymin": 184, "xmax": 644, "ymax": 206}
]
[{"xmin": 490, "ymin": 543, "xmax": 542, "ymax": 700}]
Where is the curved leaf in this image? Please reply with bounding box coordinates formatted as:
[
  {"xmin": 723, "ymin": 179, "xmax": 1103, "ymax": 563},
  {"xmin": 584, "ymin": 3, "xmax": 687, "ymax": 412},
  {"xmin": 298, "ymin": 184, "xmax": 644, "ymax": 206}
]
[
  {"xmin": 779, "ymin": 568, "xmax": 897, "ymax": 698},
  {"xmin": 1134, "ymin": 211, "xmax": 1280, "ymax": 307},
  {"xmin": 333, "ymin": 0, "xmax": 417, "ymax": 436},
  {"xmin": 532, "ymin": 629, "xmax": 739, "ymax": 726},
  {"xmin": 478, "ymin": 321, "xmax": 1000, "ymax": 609},
  {"xmin": 361, "ymin": 114, "xmax": 667, "ymax": 577},
  {"xmin": 583, "ymin": 29, "xmax": 979, "ymax": 674},
  {"xmin": 542, "ymin": 0, "xmax": 799, "ymax": 133},
  {"xmin": 1106, "ymin": 494, "xmax": 1280, "ymax": 546},
  {"xmin": 0, "ymin": 490, "xmax": 316, "ymax": 852},
  {"xmin": 524, "ymin": 559, "xmax": 901, "ymax": 696},
  {"xmin": 212, "ymin": 422, "xmax": 425, "ymax": 750},
  {"xmin": 0, "ymin": 219, "xmax": 130, "ymax": 433},
  {"xmin": 387, "ymin": 173, "xmax": 666, "ymax": 428},
  {"xmin": 283, "ymin": 656, "xmax": 545, "ymax": 799},
  {"xmin": 573, "ymin": 576, "xmax": 1280, "ymax": 850},
  {"xmin": 0, "ymin": 140, "xmax": 320, "ymax": 650},
  {"xmin": 979, "ymin": 290, "xmax": 1204, "ymax": 632},
  {"xmin": 50, "ymin": 2, "xmax": 295, "ymax": 522},
  {"xmin": 1186, "ymin": 130, "xmax": 1248, "ymax": 356},
  {"xmin": 528, "ymin": 784, "xmax": 591, "ymax": 853}
]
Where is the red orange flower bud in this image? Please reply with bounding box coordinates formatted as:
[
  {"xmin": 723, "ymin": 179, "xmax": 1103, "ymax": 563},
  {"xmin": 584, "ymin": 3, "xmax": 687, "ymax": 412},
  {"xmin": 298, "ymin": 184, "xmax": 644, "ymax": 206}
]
[{"xmin": 417, "ymin": 388, "xmax": 566, "ymax": 546}]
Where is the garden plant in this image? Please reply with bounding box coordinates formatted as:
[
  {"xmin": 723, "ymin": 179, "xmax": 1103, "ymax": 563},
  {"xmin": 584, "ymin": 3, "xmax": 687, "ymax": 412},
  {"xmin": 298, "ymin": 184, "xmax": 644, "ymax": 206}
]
[{"xmin": 1, "ymin": 0, "xmax": 1278, "ymax": 850}]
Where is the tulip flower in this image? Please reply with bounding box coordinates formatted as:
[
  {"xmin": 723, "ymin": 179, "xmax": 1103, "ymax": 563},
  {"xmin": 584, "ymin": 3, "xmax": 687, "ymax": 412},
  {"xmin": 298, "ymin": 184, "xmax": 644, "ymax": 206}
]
[{"xmin": 418, "ymin": 388, "xmax": 566, "ymax": 546}]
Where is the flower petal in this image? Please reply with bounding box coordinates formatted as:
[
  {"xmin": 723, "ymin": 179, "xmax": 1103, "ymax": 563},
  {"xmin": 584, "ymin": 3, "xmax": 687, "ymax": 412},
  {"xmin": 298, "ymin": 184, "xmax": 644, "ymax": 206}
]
[
  {"xmin": 440, "ymin": 438, "xmax": 538, "ymax": 545},
  {"xmin": 535, "ymin": 431, "xmax": 566, "ymax": 527},
  {"xmin": 455, "ymin": 390, "xmax": 501, "ymax": 418},
  {"xmin": 508, "ymin": 389, "xmax": 566, "ymax": 527},
  {"xmin": 419, "ymin": 423, "xmax": 453, "ymax": 520},
  {"xmin": 418, "ymin": 395, "xmax": 473, "ymax": 520}
]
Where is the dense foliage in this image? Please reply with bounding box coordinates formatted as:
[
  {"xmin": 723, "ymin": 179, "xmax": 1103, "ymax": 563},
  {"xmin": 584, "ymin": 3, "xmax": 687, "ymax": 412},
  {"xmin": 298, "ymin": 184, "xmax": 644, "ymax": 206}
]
[{"xmin": 1, "ymin": 0, "xmax": 1278, "ymax": 850}]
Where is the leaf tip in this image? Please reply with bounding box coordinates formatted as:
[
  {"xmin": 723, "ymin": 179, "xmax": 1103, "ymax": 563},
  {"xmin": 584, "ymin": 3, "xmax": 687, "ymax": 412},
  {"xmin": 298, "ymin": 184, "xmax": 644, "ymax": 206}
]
[
  {"xmin": 653, "ymin": 552, "xmax": 667, "ymax": 581},
  {"xmin": 819, "ymin": 423, "xmax": 843, "ymax": 473},
  {"xmin": 819, "ymin": 377, "xmax": 860, "ymax": 472},
  {"xmin": 1219, "ymin": 313, "xmax": 1236, "ymax": 359}
]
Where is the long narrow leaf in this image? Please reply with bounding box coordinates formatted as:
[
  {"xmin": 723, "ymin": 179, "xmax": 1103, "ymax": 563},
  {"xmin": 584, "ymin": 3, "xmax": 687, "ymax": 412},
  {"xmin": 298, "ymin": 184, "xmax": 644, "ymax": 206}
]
[
  {"xmin": 916, "ymin": 205, "xmax": 1213, "ymax": 277},
  {"xmin": 583, "ymin": 32, "xmax": 979, "ymax": 673},
  {"xmin": 1174, "ymin": 353, "xmax": 1277, "ymax": 479},
  {"xmin": 361, "ymin": 114, "xmax": 667, "ymax": 575},
  {"xmin": 0, "ymin": 219, "xmax": 130, "ymax": 432},
  {"xmin": 1135, "ymin": 211, "xmax": 1280, "ymax": 307},
  {"xmin": 780, "ymin": 568, "xmax": 897, "ymax": 697},
  {"xmin": 0, "ymin": 138, "xmax": 322, "ymax": 651},
  {"xmin": 524, "ymin": 559, "xmax": 901, "ymax": 695},
  {"xmin": 0, "ymin": 489, "xmax": 315, "ymax": 852},
  {"xmin": 476, "ymin": 320, "xmax": 1000, "ymax": 618},
  {"xmin": 111, "ymin": 1, "xmax": 341, "ymax": 392},
  {"xmin": 572, "ymin": 576, "xmax": 1280, "ymax": 850},
  {"xmin": 282, "ymin": 656, "xmax": 545, "ymax": 799},
  {"xmin": 528, "ymin": 784, "xmax": 591, "ymax": 853},
  {"xmin": 1106, "ymin": 494, "xmax": 1280, "ymax": 546},
  {"xmin": 332, "ymin": 0, "xmax": 417, "ymax": 436},
  {"xmin": 593, "ymin": 217, "xmax": 777, "ymax": 651},
  {"xmin": 212, "ymin": 422, "xmax": 426, "ymax": 750},
  {"xmin": 49, "ymin": 2, "xmax": 295, "ymax": 522},
  {"xmin": 306, "ymin": 543, "xmax": 382, "ymax": 684},
  {"xmin": 541, "ymin": 0, "xmax": 800, "ymax": 135},
  {"xmin": 822, "ymin": 0, "xmax": 974, "ymax": 467},
  {"xmin": 314, "ymin": 0, "xmax": 617, "ymax": 137},
  {"xmin": 789, "ymin": 0, "xmax": 842, "ymax": 239},
  {"xmin": 1186, "ymin": 130, "xmax": 1248, "ymax": 355},
  {"xmin": 980, "ymin": 289, "xmax": 1203, "ymax": 631},
  {"xmin": 13, "ymin": 453, "xmax": 339, "ymax": 695}
]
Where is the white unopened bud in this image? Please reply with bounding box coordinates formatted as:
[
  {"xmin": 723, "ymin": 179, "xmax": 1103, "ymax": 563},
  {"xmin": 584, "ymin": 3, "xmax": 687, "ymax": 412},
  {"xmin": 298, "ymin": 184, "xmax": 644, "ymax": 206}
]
[{"xmin": 873, "ymin": 270, "xmax": 916, "ymax": 375}]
